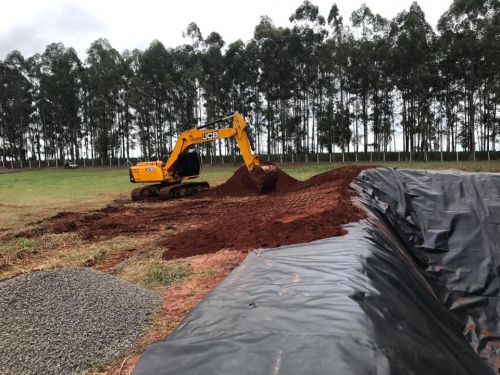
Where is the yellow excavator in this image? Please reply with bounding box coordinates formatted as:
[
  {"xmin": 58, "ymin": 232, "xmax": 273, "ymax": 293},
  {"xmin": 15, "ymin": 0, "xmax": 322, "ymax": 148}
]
[{"xmin": 129, "ymin": 112, "xmax": 277, "ymax": 201}]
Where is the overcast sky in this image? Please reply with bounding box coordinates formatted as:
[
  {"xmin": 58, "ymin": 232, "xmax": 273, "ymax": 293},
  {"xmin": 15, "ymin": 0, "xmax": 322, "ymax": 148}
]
[{"xmin": 0, "ymin": 0, "xmax": 453, "ymax": 60}]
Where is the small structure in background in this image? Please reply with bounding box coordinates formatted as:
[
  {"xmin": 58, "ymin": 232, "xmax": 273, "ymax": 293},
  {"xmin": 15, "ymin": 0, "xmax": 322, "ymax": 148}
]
[{"xmin": 63, "ymin": 161, "xmax": 78, "ymax": 169}]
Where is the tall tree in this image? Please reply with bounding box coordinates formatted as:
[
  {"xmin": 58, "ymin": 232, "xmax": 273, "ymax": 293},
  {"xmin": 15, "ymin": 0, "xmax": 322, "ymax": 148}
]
[
  {"xmin": 85, "ymin": 39, "xmax": 123, "ymax": 159},
  {"xmin": 0, "ymin": 51, "xmax": 33, "ymax": 162}
]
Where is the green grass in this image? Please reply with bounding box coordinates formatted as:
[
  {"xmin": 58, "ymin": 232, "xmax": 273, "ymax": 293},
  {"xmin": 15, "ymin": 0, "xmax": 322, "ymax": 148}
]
[
  {"xmin": 0, "ymin": 237, "xmax": 41, "ymax": 267},
  {"xmin": 1, "ymin": 162, "xmax": 500, "ymax": 230},
  {"xmin": 145, "ymin": 261, "xmax": 192, "ymax": 286}
]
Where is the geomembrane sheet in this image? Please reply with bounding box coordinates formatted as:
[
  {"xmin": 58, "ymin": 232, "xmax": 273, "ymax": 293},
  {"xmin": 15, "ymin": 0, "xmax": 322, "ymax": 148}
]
[{"xmin": 134, "ymin": 168, "xmax": 499, "ymax": 374}]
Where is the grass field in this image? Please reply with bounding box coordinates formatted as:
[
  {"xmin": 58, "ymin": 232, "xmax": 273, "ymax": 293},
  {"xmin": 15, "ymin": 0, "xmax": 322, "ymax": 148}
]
[{"xmin": 1, "ymin": 161, "xmax": 500, "ymax": 230}]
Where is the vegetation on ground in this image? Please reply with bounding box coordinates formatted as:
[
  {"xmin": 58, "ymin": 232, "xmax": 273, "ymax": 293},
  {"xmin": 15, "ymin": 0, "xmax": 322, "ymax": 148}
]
[{"xmin": 145, "ymin": 262, "xmax": 192, "ymax": 286}]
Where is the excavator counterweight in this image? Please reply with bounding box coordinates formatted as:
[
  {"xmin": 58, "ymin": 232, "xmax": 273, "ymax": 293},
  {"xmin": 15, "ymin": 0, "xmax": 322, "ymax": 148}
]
[{"xmin": 129, "ymin": 112, "xmax": 277, "ymax": 201}]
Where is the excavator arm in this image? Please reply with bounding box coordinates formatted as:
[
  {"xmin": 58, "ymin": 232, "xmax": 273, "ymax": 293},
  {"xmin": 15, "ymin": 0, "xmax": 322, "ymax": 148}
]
[
  {"xmin": 129, "ymin": 112, "xmax": 277, "ymax": 200},
  {"xmin": 163, "ymin": 112, "xmax": 260, "ymax": 175}
]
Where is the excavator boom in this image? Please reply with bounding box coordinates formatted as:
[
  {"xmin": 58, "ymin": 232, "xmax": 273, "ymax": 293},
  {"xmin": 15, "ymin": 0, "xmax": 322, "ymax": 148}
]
[{"xmin": 129, "ymin": 112, "xmax": 277, "ymax": 200}]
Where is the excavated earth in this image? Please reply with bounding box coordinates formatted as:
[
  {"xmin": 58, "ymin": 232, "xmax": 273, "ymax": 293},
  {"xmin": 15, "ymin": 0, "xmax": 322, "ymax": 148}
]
[{"xmin": 34, "ymin": 166, "xmax": 373, "ymax": 261}]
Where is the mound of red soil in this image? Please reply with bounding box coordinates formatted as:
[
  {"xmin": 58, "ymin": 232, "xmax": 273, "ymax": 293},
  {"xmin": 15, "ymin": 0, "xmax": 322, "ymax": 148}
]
[
  {"xmin": 197, "ymin": 167, "xmax": 301, "ymax": 198},
  {"xmin": 35, "ymin": 165, "xmax": 374, "ymax": 263}
]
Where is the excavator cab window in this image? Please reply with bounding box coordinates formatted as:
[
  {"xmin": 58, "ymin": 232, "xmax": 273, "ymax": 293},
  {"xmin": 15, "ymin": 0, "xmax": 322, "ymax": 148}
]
[{"xmin": 175, "ymin": 149, "xmax": 202, "ymax": 178}]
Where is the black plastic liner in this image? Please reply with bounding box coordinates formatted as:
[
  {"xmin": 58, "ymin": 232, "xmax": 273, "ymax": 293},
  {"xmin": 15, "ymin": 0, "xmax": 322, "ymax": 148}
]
[
  {"xmin": 353, "ymin": 168, "xmax": 500, "ymax": 369},
  {"xmin": 134, "ymin": 168, "xmax": 499, "ymax": 374}
]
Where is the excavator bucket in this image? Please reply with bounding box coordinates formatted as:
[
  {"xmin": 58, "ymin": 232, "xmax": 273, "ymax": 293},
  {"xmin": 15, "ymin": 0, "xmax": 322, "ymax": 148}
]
[{"xmin": 250, "ymin": 164, "xmax": 278, "ymax": 194}]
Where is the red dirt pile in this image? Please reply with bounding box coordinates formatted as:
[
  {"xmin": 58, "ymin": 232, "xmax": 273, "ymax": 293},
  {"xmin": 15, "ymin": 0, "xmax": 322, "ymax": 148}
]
[
  {"xmin": 36, "ymin": 165, "xmax": 373, "ymax": 262},
  {"xmin": 197, "ymin": 167, "xmax": 301, "ymax": 198}
]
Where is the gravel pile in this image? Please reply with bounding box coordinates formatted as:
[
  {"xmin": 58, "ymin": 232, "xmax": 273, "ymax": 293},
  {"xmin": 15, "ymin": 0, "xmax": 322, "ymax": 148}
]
[{"xmin": 0, "ymin": 268, "xmax": 160, "ymax": 375}]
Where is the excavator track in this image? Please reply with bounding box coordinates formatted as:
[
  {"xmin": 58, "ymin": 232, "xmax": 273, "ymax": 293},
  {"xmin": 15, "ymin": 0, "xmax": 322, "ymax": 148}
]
[
  {"xmin": 132, "ymin": 182, "xmax": 210, "ymax": 201},
  {"xmin": 131, "ymin": 184, "xmax": 162, "ymax": 201},
  {"xmin": 159, "ymin": 182, "xmax": 210, "ymax": 200},
  {"xmin": 250, "ymin": 164, "xmax": 278, "ymax": 194}
]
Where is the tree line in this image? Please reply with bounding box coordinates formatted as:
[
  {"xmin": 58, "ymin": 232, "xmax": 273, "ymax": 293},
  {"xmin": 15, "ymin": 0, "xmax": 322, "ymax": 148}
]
[{"xmin": 0, "ymin": 0, "xmax": 499, "ymax": 163}]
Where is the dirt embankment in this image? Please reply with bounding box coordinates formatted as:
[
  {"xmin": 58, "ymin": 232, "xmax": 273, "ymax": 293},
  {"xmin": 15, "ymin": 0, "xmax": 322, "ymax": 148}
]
[{"xmin": 36, "ymin": 166, "xmax": 373, "ymax": 262}]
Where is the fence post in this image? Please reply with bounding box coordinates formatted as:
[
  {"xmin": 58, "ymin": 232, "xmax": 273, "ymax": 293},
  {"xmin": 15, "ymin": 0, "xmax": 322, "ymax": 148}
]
[
  {"xmin": 488, "ymin": 151, "xmax": 491, "ymax": 162},
  {"xmin": 56, "ymin": 159, "xmax": 58, "ymax": 168},
  {"xmin": 83, "ymin": 159, "xmax": 86, "ymax": 168},
  {"xmin": 342, "ymin": 152, "xmax": 345, "ymax": 163},
  {"xmin": 440, "ymin": 151, "xmax": 443, "ymax": 162},
  {"xmin": 473, "ymin": 151, "xmax": 476, "ymax": 162},
  {"xmin": 355, "ymin": 152, "xmax": 358, "ymax": 163},
  {"xmin": 280, "ymin": 154, "xmax": 283, "ymax": 163},
  {"xmin": 305, "ymin": 154, "xmax": 308, "ymax": 163},
  {"xmin": 409, "ymin": 152, "xmax": 412, "ymax": 163},
  {"xmin": 370, "ymin": 152, "xmax": 373, "ymax": 163},
  {"xmin": 109, "ymin": 158, "xmax": 112, "ymax": 167},
  {"xmin": 456, "ymin": 151, "xmax": 459, "ymax": 163},
  {"xmin": 329, "ymin": 153, "xmax": 332, "ymax": 163},
  {"xmin": 398, "ymin": 152, "xmax": 401, "ymax": 162},
  {"xmin": 10, "ymin": 160, "xmax": 13, "ymax": 169},
  {"xmin": 29, "ymin": 160, "xmax": 31, "ymax": 169},
  {"xmin": 292, "ymin": 154, "xmax": 294, "ymax": 164},
  {"xmin": 425, "ymin": 151, "xmax": 428, "ymax": 162},
  {"xmin": 383, "ymin": 152, "xmax": 386, "ymax": 162}
]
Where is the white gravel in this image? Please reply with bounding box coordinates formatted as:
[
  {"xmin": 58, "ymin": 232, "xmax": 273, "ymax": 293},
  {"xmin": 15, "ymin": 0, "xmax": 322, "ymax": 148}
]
[{"xmin": 0, "ymin": 268, "xmax": 160, "ymax": 375}]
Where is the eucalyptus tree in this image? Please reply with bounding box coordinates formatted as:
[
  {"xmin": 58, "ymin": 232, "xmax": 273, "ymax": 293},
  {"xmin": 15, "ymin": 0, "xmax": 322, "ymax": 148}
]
[
  {"xmin": 322, "ymin": 3, "xmax": 353, "ymax": 153},
  {"xmin": 391, "ymin": 2, "xmax": 437, "ymax": 153},
  {"xmin": 254, "ymin": 16, "xmax": 298, "ymax": 154},
  {"xmin": 201, "ymin": 31, "xmax": 227, "ymax": 123},
  {"xmin": 36, "ymin": 43, "xmax": 82, "ymax": 161},
  {"xmin": 137, "ymin": 40, "xmax": 174, "ymax": 158},
  {"xmin": 351, "ymin": 5, "xmax": 393, "ymax": 152},
  {"xmin": 119, "ymin": 49, "xmax": 138, "ymax": 160},
  {"xmin": 438, "ymin": 0, "xmax": 500, "ymax": 151},
  {"xmin": 0, "ymin": 51, "xmax": 33, "ymax": 162},
  {"xmin": 224, "ymin": 39, "xmax": 262, "ymax": 154},
  {"xmin": 126, "ymin": 48, "xmax": 153, "ymax": 159},
  {"xmin": 171, "ymin": 44, "xmax": 200, "ymax": 133},
  {"xmin": 290, "ymin": 0, "xmax": 326, "ymax": 153},
  {"xmin": 243, "ymin": 40, "xmax": 265, "ymax": 152},
  {"xmin": 85, "ymin": 38, "xmax": 123, "ymax": 159}
]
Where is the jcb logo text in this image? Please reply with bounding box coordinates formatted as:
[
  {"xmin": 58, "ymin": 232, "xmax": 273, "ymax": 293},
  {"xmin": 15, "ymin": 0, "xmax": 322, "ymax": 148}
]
[{"xmin": 202, "ymin": 131, "xmax": 219, "ymax": 140}]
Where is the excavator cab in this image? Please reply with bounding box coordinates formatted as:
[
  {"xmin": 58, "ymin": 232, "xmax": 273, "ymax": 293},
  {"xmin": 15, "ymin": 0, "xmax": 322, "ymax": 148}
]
[{"xmin": 174, "ymin": 149, "xmax": 202, "ymax": 178}]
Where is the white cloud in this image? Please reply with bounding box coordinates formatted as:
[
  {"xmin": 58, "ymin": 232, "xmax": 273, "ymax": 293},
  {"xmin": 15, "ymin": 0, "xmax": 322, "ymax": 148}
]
[
  {"xmin": 0, "ymin": 0, "xmax": 452, "ymax": 60},
  {"xmin": 0, "ymin": 2, "xmax": 105, "ymax": 58}
]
